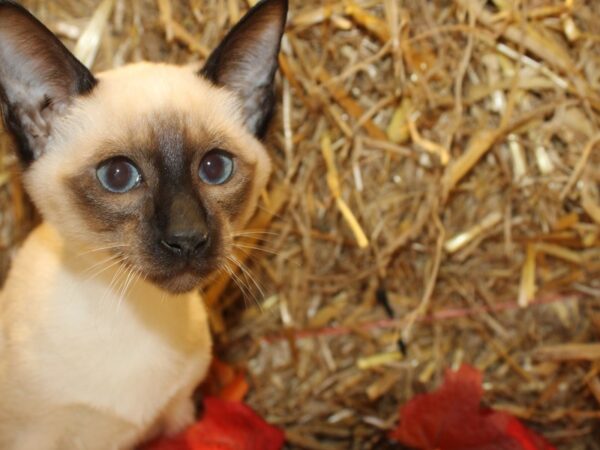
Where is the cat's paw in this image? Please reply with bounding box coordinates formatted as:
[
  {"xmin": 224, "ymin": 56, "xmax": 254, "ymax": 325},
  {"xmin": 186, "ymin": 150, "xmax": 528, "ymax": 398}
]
[{"xmin": 162, "ymin": 398, "xmax": 195, "ymax": 437}]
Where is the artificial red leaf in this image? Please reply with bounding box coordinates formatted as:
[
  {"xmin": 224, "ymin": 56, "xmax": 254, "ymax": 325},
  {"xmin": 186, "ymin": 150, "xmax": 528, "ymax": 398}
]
[
  {"xmin": 504, "ymin": 419, "xmax": 556, "ymax": 450},
  {"xmin": 389, "ymin": 364, "xmax": 556, "ymax": 450},
  {"xmin": 145, "ymin": 397, "xmax": 285, "ymax": 450}
]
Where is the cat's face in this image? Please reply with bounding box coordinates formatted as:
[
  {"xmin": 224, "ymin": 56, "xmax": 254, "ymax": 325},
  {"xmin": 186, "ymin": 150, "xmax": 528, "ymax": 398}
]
[
  {"xmin": 0, "ymin": 0, "xmax": 287, "ymax": 293},
  {"xmin": 27, "ymin": 65, "xmax": 272, "ymax": 292}
]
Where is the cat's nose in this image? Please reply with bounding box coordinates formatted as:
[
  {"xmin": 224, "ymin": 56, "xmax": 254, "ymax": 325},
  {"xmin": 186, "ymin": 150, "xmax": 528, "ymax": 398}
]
[
  {"xmin": 160, "ymin": 191, "xmax": 210, "ymax": 258},
  {"xmin": 160, "ymin": 232, "xmax": 209, "ymax": 257}
]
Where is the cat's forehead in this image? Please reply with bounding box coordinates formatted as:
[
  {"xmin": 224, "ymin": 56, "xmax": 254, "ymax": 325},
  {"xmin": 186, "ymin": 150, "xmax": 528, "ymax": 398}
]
[
  {"xmin": 94, "ymin": 62, "xmax": 241, "ymax": 118},
  {"xmin": 54, "ymin": 62, "xmax": 256, "ymax": 163}
]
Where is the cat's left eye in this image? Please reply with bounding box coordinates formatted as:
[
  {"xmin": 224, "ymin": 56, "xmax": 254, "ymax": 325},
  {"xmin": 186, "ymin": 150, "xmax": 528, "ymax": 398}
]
[{"xmin": 96, "ymin": 157, "xmax": 142, "ymax": 193}]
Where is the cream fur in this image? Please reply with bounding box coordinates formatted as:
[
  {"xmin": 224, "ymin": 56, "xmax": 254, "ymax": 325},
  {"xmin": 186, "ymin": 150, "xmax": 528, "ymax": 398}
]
[
  {"xmin": 0, "ymin": 223, "xmax": 212, "ymax": 450},
  {"xmin": 0, "ymin": 63, "xmax": 272, "ymax": 449}
]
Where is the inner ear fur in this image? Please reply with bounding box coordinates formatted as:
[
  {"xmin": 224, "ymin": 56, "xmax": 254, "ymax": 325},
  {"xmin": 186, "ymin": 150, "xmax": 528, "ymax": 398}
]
[
  {"xmin": 201, "ymin": 0, "xmax": 288, "ymax": 139},
  {"xmin": 0, "ymin": 0, "xmax": 96, "ymax": 164}
]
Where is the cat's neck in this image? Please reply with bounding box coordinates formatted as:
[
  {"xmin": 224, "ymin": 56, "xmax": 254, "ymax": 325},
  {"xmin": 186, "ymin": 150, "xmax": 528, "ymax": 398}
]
[{"xmin": 16, "ymin": 223, "xmax": 195, "ymax": 306}]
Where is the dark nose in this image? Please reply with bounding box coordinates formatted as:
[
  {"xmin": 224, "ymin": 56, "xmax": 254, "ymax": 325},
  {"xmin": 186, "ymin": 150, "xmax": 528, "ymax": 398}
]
[
  {"xmin": 159, "ymin": 191, "xmax": 210, "ymax": 258},
  {"xmin": 161, "ymin": 231, "xmax": 209, "ymax": 257}
]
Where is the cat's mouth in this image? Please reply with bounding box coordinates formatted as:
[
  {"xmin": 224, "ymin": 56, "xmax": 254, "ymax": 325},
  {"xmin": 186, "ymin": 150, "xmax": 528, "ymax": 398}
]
[
  {"xmin": 91, "ymin": 252, "xmax": 208, "ymax": 295},
  {"xmin": 149, "ymin": 269, "xmax": 205, "ymax": 294},
  {"xmin": 116, "ymin": 248, "xmax": 220, "ymax": 294},
  {"xmin": 143, "ymin": 260, "xmax": 217, "ymax": 294}
]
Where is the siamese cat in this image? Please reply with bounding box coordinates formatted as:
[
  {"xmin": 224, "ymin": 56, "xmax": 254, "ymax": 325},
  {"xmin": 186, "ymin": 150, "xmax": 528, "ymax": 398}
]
[{"xmin": 0, "ymin": 0, "xmax": 287, "ymax": 448}]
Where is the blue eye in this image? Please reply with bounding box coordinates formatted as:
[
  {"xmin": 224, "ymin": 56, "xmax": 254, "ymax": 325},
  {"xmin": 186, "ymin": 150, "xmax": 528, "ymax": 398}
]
[
  {"xmin": 97, "ymin": 157, "xmax": 142, "ymax": 193},
  {"xmin": 199, "ymin": 150, "xmax": 234, "ymax": 185}
]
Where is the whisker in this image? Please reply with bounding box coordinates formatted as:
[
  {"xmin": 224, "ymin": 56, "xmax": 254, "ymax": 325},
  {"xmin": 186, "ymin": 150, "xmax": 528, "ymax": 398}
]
[
  {"xmin": 83, "ymin": 258, "xmax": 127, "ymax": 289},
  {"xmin": 234, "ymin": 234, "xmax": 276, "ymax": 243},
  {"xmin": 234, "ymin": 241, "xmax": 301, "ymax": 270},
  {"xmin": 255, "ymin": 204, "xmax": 288, "ymax": 222},
  {"xmin": 101, "ymin": 260, "xmax": 128, "ymax": 308},
  {"xmin": 233, "ymin": 230, "xmax": 279, "ymax": 238},
  {"xmin": 222, "ymin": 262, "xmax": 247, "ymax": 297},
  {"xmin": 220, "ymin": 262, "xmax": 245, "ymax": 304},
  {"xmin": 223, "ymin": 259, "xmax": 259, "ymax": 309},
  {"xmin": 122, "ymin": 266, "xmax": 139, "ymax": 298},
  {"xmin": 113, "ymin": 266, "xmax": 131, "ymax": 312},
  {"xmin": 227, "ymin": 254, "xmax": 265, "ymax": 310},
  {"xmin": 76, "ymin": 243, "xmax": 130, "ymax": 258},
  {"xmin": 81, "ymin": 254, "xmax": 123, "ymax": 278},
  {"xmin": 233, "ymin": 242, "xmax": 279, "ymax": 256},
  {"xmin": 116, "ymin": 266, "xmax": 137, "ymax": 314},
  {"xmin": 159, "ymin": 291, "xmax": 167, "ymax": 304},
  {"xmin": 233, "ymin": 237, "xmax": 277, "ymax": 249}
]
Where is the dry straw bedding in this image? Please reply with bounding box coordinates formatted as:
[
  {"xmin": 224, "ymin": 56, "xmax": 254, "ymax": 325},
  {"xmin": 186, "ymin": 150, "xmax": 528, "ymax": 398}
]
[{"xmin": 1, "ymin": 0, "xmax": 600, "ymax": 448}]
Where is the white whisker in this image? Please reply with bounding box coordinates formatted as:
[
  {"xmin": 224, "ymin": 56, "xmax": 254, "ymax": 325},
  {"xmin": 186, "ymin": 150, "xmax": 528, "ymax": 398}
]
[
  {"xmin": 233, "ymin": 242, "xmax": 279, "ymax": 256},
  {"xmin": 81, "ymin": 254, "xmax": 124, "ymax": 279},
  {"xmin": 233, "ymin": 230, "xmax": 279, "ymax": 238},
  {"xmin": 76, "ymin": 243, "xmax": 130, "ymax": 258},
  {"xmin": 116, "ymin": 266, "xmax": 137, "ymax": 314},
  {"xmin": 222, "ymin": 260, "xmax": 257, "ymax": 308},
  {"xmin": 255, "ymin": 204, "xmax": 287, "ymax": 222},
  {"xmin": 229, "ymin": 254, "xmax": 265, "ymax": 295},
  {"xmin": 226, "ymin": 255, "xmax": 265, "ymax": 310},
  {"xmin": 101, "ymin": 260, "xmax": 128, "ymax": 310}
]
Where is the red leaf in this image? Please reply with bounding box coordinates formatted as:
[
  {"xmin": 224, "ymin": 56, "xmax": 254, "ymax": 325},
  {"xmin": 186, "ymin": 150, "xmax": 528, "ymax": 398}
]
[
  {"xmin": 145, "ymin": 397, "xmax": 285, "ymax": 450},
  {"xmin": 389, "ymin": 365, "xmax": 556, "ymax": 450},
  {"xmin": 504, "ymin": 418, "xmax": 556, "ymax": 450}
]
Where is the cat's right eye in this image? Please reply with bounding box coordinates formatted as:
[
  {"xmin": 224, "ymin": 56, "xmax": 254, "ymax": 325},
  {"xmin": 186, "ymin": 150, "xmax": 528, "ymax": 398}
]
[
  {"xmin": 96, "ymin": 157, "xmax": 142, "ymax": 193},
  {"xmin": 198, "ymin": 150, "xmax": 234, "ymax": 185}
]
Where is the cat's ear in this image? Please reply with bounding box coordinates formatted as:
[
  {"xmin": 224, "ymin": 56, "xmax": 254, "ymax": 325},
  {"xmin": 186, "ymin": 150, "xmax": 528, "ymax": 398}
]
[
  {"xmin": 200, "ymin": 0, "xmax": 288, "ymax": 138},
  {"xmin": 0, "ymin": 1, "xmax": 97, "ymax": 164}
]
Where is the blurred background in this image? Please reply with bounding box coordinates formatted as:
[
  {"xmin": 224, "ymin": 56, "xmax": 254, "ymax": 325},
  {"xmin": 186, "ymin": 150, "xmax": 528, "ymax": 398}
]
[{"xmin": 1, "ymin": 0, "xmax": 600, "ymax": 448}]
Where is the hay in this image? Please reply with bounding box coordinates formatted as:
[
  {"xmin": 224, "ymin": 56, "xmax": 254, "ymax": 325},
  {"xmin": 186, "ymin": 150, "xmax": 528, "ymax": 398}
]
[{"xmin": 1, "ymin": 0, "xmax": 600, "ymax": 448}]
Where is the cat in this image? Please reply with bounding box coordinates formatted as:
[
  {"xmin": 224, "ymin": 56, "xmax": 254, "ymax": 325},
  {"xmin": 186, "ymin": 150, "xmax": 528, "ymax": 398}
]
[{"xmin": 0, "ymin": 0, "xmax": 287, "ymax": 448}]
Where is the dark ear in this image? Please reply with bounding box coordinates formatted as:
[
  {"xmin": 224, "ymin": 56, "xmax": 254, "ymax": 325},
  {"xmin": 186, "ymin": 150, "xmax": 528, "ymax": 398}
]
[
  {"xmin": 200, "ymin": 0, "xmax": 288, "ymax": 138},
  {"xmin": 0, "ymin": 1, "xmax": 97, "ymax": 164}
]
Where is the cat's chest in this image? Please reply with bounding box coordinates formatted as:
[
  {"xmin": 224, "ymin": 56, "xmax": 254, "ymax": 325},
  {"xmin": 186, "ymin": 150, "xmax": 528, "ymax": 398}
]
[
  {"xmin": 46, "ymin": 271, "xmax": 210, "ymax": 423},
  {"xmin": 1, "ymin": 224, "xmax": 212, "ymax": 425}
]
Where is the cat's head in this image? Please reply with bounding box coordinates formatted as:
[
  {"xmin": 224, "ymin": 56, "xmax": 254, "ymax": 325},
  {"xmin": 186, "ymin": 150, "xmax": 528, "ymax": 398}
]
[{"xmin": 0, "ymin": 0, "xmax": 287, "ymax": 293}]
